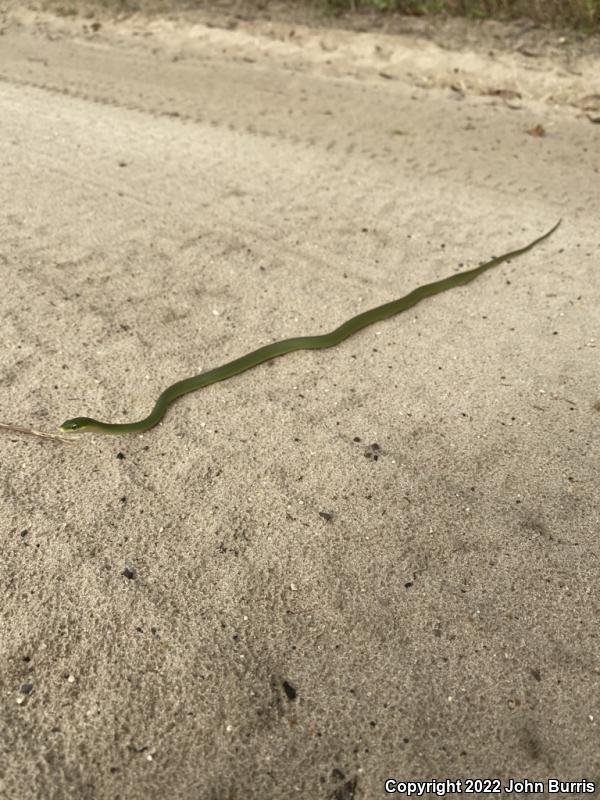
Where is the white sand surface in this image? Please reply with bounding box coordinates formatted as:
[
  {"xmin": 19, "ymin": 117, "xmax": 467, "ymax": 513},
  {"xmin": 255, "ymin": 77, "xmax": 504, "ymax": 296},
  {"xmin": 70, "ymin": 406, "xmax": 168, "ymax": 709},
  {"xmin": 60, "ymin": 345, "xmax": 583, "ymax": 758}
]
[{"xmin": 0, "ymin": 4, "xmax": 599, "ymax": 798}]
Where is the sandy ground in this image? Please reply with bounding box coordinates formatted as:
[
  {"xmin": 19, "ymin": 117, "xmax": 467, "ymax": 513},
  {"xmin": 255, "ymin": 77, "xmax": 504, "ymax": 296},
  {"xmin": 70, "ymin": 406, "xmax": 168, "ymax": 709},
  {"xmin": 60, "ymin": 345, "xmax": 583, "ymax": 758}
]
[{"xmin": 0, "ymin": 4, "xmax": 599, "ymax": 799}]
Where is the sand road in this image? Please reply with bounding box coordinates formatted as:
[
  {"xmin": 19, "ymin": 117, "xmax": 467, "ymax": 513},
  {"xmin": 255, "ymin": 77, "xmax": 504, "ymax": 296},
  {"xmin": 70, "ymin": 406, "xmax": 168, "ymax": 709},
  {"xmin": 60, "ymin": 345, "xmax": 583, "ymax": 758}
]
[{"xmin": 0, "ymin": 5, "xmax": 599, "ymax": 798}]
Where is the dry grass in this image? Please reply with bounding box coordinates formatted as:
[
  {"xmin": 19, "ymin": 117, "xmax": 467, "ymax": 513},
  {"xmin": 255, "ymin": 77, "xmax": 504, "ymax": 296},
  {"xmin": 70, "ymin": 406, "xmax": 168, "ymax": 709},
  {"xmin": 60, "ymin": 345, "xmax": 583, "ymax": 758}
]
[
  {"xmin": 323, "ymin": 0, "xmax": 599, "ymax": 29},
  {"xmin": 38, "ymin": 0, "xmax": 600, "ymax": 31}
]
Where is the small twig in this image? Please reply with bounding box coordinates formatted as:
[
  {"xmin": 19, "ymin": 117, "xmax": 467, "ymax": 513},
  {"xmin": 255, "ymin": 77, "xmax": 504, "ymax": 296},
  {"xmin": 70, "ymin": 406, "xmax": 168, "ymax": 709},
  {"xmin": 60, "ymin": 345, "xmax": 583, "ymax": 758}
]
[
  {"xmin": 0, "ymin": 421, "xmax": 77, "ymax": 443},
  {"xmin": 552, "ymin": 395, "xmax": 577, "ymax": 406}
]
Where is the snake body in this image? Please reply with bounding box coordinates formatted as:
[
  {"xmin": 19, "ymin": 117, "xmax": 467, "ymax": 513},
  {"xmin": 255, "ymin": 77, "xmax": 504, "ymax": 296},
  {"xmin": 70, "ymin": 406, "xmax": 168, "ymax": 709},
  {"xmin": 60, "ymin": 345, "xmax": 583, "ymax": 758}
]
[{"xmin": 60, "ymin": 221, "xmax": 560, "ymax": 434}]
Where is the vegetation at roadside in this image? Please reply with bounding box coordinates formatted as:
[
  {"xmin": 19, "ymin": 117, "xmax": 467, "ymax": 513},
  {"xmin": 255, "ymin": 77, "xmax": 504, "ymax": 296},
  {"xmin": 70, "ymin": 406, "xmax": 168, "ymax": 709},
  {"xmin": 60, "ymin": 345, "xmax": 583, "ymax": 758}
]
[
  {"xmin": 321, "ymin": 0, "xmax": 599, "ymax": 30},
  {"xmin": 39, "ymin": 0, "xmax": 600, "ymax": 32}
]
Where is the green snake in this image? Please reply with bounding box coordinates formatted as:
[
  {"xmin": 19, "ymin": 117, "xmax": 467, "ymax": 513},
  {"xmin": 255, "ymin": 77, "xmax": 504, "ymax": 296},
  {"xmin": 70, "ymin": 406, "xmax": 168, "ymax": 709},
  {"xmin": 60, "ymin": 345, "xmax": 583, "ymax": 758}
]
[{"xmin": 60, "ymin": 221, "xmax": 560, "ymax": 434}]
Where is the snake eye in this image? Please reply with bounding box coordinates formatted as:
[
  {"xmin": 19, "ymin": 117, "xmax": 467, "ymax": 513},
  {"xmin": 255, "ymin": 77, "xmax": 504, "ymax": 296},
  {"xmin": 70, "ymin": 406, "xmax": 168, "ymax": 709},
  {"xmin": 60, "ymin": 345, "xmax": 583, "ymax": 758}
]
[{"xmin": 60, "ymin": 417, "xmax": 93, "ymax": 432}]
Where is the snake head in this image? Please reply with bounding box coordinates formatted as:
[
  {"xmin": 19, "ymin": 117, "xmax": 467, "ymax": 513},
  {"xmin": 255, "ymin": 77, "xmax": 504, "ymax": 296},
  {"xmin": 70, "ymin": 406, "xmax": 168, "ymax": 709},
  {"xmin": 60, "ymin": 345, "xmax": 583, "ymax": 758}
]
[{"xmin": 60, "ymin": 417, "xmax": 96, "ymax": 432}]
